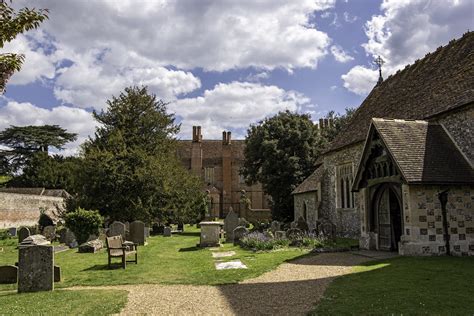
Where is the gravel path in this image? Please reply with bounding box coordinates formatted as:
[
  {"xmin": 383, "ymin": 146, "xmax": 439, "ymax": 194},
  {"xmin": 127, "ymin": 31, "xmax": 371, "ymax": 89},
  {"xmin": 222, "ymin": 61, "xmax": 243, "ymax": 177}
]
[{"xmin": 73, "ymin": 252, "xmax": 371, "ymax": 315}]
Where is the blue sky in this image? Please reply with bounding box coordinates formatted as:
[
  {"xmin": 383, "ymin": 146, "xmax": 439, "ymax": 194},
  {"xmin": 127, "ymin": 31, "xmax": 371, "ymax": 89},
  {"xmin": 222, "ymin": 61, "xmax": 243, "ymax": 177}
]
[{"xmin": 1, "ymin": 0, "xmax": 472, "ymax": 154}]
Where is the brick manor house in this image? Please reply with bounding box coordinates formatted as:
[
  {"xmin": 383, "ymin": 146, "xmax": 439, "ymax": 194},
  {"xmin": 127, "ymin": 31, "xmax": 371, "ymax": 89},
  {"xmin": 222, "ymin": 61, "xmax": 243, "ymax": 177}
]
[
  {"xmin": 293, "ymin": 31, "xmax": 474, "ymax": 256},
  {"xmin": 176, "ymin": 126, "xmax": 270, "ymax": 220}
]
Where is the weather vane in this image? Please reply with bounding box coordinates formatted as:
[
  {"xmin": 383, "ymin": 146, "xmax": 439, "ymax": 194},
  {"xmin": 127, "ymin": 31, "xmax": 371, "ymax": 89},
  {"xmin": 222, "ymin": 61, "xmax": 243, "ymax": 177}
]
[{"xmin": 374, "ymin": 55, "xmax": 385, "ymax": 84}]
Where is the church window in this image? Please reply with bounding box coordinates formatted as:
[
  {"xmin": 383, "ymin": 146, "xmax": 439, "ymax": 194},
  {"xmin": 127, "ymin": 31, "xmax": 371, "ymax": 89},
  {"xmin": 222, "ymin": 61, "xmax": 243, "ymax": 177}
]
[
  {"xmin": 204, "ymin": 167, "xmax": 215, "ymax": 185},
  {"xmin": 336, "ymin": 163, "xmax": 354, "ymax": 209}
]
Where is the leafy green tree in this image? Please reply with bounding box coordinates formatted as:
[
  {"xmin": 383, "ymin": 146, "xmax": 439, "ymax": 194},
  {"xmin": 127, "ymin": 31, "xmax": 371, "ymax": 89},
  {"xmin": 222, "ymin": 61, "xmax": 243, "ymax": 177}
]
[
  {"xmin": 9, "ymin": 151, "xmax": 81, "ymax": 192},
  {"xmin": 64, "ymin": 208, "xmax": 103, "ymax": 245},
  {"xmin": 76, "ymin": 86, "xmax": 204, "ymax": 223},
  {"xmin": 241, "ymin": 110, "xmax": 322, "ymax": 221},
  {"xmin": 321, "ymin": 107, "xmax": 356, "ymax": 143},
  {"xmin": 0, "ymin": 125, "xmax": 77, "ymax": 173},
  {"xmin": 1, "ymin": 1, "xmax": 49, "ymax": 93}
]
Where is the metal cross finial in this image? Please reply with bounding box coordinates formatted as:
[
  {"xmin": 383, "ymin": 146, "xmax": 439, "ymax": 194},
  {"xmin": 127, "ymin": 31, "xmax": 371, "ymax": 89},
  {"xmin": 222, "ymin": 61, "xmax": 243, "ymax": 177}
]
[{"xmin": 374, "ymin": 55, "xmax": 385, "ymax": 84}]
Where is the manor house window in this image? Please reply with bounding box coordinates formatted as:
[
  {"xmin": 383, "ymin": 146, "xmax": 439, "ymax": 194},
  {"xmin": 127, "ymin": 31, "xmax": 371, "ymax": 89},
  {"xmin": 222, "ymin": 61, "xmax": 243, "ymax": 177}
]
[
  {"xmin": 204, "ymin": 167, "xmax": 215, "ymax": 185},
  {"xmin": 336, "ymin": 163, "xmax": 354, "ymax": 209}
]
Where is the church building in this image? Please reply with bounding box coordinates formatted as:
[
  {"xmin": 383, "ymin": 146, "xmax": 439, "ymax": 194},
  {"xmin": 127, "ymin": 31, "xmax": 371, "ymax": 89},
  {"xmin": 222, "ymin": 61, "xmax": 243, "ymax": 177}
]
[{"xmin": 293, "ymin": 31, "xmax": 474, "ymax": 256}]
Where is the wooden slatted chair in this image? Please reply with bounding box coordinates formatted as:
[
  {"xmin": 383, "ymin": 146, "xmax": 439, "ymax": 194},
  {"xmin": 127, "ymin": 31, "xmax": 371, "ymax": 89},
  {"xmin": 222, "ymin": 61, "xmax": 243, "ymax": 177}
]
[{"xmin": 106, "ymin": 235, "xmax": 138, "ymax": 269}]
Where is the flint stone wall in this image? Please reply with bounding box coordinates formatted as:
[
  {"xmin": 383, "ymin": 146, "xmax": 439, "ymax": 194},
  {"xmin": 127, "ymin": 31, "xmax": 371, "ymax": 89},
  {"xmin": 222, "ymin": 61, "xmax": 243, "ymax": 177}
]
[
  {"xmin": 320, "ymin": 143, "xmax": 363, "ymax": 238},
  {"xmin": 0, "ymin": 192, "xmax": 63, "ymax": 228},
  {"xmin": 293, "ymin": 191, "xmax": 318, "ymax": 229}
]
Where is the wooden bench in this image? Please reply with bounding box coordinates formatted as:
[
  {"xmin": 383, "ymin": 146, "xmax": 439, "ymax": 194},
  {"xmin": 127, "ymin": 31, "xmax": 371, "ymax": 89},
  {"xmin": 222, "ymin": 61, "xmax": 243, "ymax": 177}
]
[{"xmin": 106, "ymin": 235, "xmax": 138, "ymax": 269}]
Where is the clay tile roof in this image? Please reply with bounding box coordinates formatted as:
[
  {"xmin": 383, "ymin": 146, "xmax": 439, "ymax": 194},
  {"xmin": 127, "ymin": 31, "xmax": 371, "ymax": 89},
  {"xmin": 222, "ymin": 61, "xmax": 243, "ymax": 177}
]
[
  {"xmin": 292, "ymin": 166, "xmax": 323, "ymax": 194},
  {"xmin": 372, "ymin": 118, "xmax": 474, "ymax": 184},
  {"xmin": 328, "ymin": 31, "xmax": 474, "ymax": 153}
]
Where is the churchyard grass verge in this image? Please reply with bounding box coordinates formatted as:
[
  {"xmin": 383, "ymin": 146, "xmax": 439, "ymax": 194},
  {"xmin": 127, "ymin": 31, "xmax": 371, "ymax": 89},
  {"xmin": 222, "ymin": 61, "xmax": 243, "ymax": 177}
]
[
  {"xmin": 312, "ymin": 256, "xmax": 474, "ymax": 315},
  {"xmin": 0, "ymin": 289, "xmax": 127, "ymax": 315},
  {"xmin": 0, "ymin": 226, "xmax": 306, "ymax": 290}
]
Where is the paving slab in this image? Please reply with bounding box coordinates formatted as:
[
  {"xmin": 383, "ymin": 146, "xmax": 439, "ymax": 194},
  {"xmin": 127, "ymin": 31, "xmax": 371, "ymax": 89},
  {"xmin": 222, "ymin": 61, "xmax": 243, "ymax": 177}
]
[{"xmin": 212, "ymin": 251, "xmax": 236, "ymax": 258}]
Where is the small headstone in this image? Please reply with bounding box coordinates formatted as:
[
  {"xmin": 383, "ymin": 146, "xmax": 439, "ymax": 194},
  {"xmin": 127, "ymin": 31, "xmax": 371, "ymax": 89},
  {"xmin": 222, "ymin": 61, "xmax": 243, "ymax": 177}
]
[
  {"xmin": 275, "ymin": 231, "xmax": 286, "ymax": 239},
  {"xmin": 163, "ymin": 226, "xmax": 172, "ymax": 237},
  {"xmin": 238, "ymin": 218, "xmax": 250, "ymax": 228},
  {"xmin": 18, "ymin": 245, "xmax": 54, "ymax": 293},
  {"xmin": 270, "ymin": 221, "xmax": 281, "ymax": 233},
  {"xmin": 54, "ymin": 265, "xmax": 61, "ymax": 282},
  {"xmin": 124, "ymin": 222, "xmax": 130, "ymax": 231},
  {"xmin": 64, "ymin": 229, "xmax": 77, "ymax": 247},
  {"xmin": 8, "ymin": 227, "xmax": 17, "ymax": 237},
  {"xmin": 145, "ymin": 227, "xmax": 150, "ymax": 238},
  {"xmin": 199, "ymin": 221, "xmax": 222, "ymax": 247},
  {"xmin": 130, "ymin": 220, "xmax": 146, "ymax": 245},
  {"xmin": 224, "ymin": 209, "xmax": 239, "ymax": 242},
  {"xmin": 58, "ymin": 228, "xmax": 67, "ymax": 243},
  {"xmin": 317, "ymin": 218, "xmax": 336, "ymax": 240},
  {"xmin": 78, "ymin": 239, "xmax": 103, "ymax": 253},
  {"xmin": 18, "ymin": 235, "xmax": 51, "ymax": 249},
  {"xmin": 296, "ymin": 216, "xmax": 309, "ymax": 232},
  {"xmin": 0, "ymin": 265, "xmax": 18, "ymax": 284},
  {"xmin": 177, "ymin": 223, "xmax": 184, "ymax": 232},
  {"xmin": 109, "ymin": 221, "xmax": 126, "ymax": 239},
  {"xmin": 286, "ymin": 228, "xmax": 303, "ymax": 240},
  {"xmin": 232, "ymin": 226, "xmax": 249, "ymax": 245},
  {"xmin": 18, "ymin": 227, "xmax": 30, "ymax": 243},
  {"xmin": 43, "ymin": 226, "xmax": 56, "ymax": 241}
]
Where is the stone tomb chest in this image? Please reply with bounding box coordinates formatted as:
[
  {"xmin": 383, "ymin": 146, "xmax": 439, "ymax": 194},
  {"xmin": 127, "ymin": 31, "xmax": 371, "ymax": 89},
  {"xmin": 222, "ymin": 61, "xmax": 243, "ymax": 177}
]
[{"xmin": 199, "ymin": 221, "xmax": 223, "ymax": 247}]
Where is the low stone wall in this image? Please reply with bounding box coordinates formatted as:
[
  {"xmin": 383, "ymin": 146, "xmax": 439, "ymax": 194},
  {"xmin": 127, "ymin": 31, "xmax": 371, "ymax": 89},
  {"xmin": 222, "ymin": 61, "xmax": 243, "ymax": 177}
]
[{"xmin": 0, "ymin": 192, "xmax": 62, "ymax": 228}]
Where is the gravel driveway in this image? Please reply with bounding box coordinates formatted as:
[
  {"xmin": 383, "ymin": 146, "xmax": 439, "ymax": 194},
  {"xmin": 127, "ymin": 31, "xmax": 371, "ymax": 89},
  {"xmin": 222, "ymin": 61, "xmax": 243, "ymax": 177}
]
[{"xmin": 73, "ymin": 252, "xmax": 374, "ymax": 315}]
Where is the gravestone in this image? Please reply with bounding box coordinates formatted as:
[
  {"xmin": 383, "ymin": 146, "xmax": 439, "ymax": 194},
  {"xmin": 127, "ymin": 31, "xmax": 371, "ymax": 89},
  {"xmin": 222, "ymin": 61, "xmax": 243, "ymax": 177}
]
[
  {"xmin": 177, "ymin": 223, "xmax": 184, "ymax": 232},
  {"xmin": 130, "ymin": 220, "xmax": 146, "ymax": 245},
  {"xmin": 144, "ymin": 227, "xmax": 150, "ymax": 238},
  {"xmin": 18, "ymin": 235, "xmax": 51, "ymax": 249},
  {"xmin": 275, "ymin": 231, "xmax": 286, "ymax": 239},
  {"xmin": 0, "ymin": 265, "xmax": 18, "ymax": 284},
  {"xmin": 238, "ymin": 218, "xmax": 250, "ymax": 228},
  {"xmin": 286, "ymin": 228, "xmax": 303, "ymax": 240},
  {"xmin": 78, "ymin": 239, "xmax": 103, "ymax": 253},
  {"xmin": 18, "ymin": 245, "xmax": 54, "ymax": 293},
  {"xmin": 163, "ymin": 226, "xmax": 172, "ymax": 237},
  {"xmin": 270, "ymin": 221, "xmax": 281, "ymax": 234},
  {"xmin": 224, "ymin": 209, "xmax": 239, "ymax": 242},
  {"xmin": 43, "ymin": 226, "xmax": 56, "ymax": 241},
  {"xmin": 54, "ymin": 265, "xmax": 61, "ymax": 282},
  {"xmin": 296, "ymin": 216, "xmax": 309, "ymax": 232},
  {"xmin": 18, "ymin": 227, "xmax": 30, "ymax": 243},
  {"xmin": 317, "ymin": 218, "xmax": 336, "ymax": 241},
  {"xmin": 8, "ymin": 227, "xmax": 17, "ymax": 237},
  {"xmin": 199, "ymin": 221, "xmax": 222, "ymax": 247},
  {"xmin": 232, "ymin": 226, "xmax": 249, "ymax": 245},
  {"xmin": 64, "ymin": 229, "xmax": 77, "ymax": 248},
  {"xmin": 124, "ymin": 222, "xmax": 130, "ymax": 231},
  {"xmin": 109, "ymin": 221, "xmax": 126, "ymax": 239}
]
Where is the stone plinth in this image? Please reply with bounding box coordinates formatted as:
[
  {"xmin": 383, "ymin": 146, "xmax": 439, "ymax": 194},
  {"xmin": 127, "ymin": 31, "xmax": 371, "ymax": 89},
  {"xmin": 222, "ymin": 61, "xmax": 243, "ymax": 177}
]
[
  {"xmin": 199, "ymin": 221, "xmax": 222, "ymax": 247},
  {"xmin": 18, "ymin": 245, "xmax": 54, "ymax": 293}
]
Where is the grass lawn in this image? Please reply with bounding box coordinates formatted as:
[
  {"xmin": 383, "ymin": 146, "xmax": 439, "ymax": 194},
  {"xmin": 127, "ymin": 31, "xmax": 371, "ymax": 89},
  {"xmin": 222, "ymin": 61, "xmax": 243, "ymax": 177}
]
[
  {"xmin": 313, "ymin": 256, "xmax": 474, "ymax": 315},
  {"xmin": 0, "ymin": 226, "xmax": 307, "ymax": 291},
  {"xmin": 0, "ymin": 289, "xmax": 127, "ymax": 315}
]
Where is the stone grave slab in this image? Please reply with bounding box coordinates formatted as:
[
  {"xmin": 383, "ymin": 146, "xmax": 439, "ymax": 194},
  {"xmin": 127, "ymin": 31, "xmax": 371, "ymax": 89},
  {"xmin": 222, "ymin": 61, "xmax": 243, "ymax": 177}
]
[
  {"xmin": 78, "ymin": 239, "xmax": 103, "ymax": 253},
  {"xmin": 215, "ymin": 260, "xmax": 247, "ymax": 270},
  {"xmin": 18, "ymin": 245, "xmax": 54, "ymax": 293},
  {"xmin": 0, "ymin": 265, "xmax": 18, "ymax": 284},
  {"xmin": 212, "ymin": 251, "xmax": 236, "ymax": 258}
]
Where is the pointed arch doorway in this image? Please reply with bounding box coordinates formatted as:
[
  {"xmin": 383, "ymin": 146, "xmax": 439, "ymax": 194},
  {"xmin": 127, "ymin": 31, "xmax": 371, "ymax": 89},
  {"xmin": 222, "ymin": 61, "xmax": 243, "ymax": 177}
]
[{"xmin": 371, "ymin": 184, "xmax": 403, "ymax": 251}]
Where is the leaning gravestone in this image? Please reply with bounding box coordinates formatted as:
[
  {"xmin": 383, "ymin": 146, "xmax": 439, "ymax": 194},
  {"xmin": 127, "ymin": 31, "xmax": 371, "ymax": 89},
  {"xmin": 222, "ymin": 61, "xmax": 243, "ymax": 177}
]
[
  {"xmin": 130, "ymin": 220, "xmax": 146, "ymax": 245},
  {"xmin": 163, "ymin": 226, "xmax": 172, "ymax": 237},
  {"xmin": 144, "ymin": 227, "xmax": 150, "ymax": 238},
  {"xmin": 43, "ymin": 226, "xmax": 56, "ymax": 241},
  {"xmin": 0, "ymin": 265, "xmax": 18, "ymax": 284},
  {"xmin": 18, "ymin": 245, "xmax": 54, "ymax": 293},
  {"xmin": 270, "ymin": 221, "xmax": 281, "ymax": 234},
  {"xmin": 8, "ymin": 227, "xmax": 17, "ymax": 237},
  {"xmin": 224, "ymin": 209, "xmax": 239, "ymax": 242},
  {"xmin": 296, "ymin": 216, "xmax": 309, "ymax": 232},
  {"xmin": 109, "ymin": 221, "xmax": 126, "ymax": 239},
  {"xmin": 232, "ymin": 226, "xmax": 249, "ymax": 246},
  {"xmin": 18, "ymin": 227, "xmax": 30, "ymax": 243}
]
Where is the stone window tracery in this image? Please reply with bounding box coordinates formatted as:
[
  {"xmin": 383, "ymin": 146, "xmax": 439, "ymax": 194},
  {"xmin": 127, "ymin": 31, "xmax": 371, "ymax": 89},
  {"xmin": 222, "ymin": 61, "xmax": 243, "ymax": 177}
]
[{"xmin": 336, "ymin": 163, "xmax": 354, "ymax": 209}]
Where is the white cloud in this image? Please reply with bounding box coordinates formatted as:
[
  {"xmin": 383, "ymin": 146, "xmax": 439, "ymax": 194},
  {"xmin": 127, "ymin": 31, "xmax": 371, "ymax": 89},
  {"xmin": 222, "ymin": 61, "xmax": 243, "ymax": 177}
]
[
  {"xmin": 330, "ymin": 45, "xmax": 354, "ymax": 63},
  {"xmin": 342, "ymin": 0, "xmax": 474, "ymax": 95},
  {"xmin": 0, "ymin": 101, "xmax": 96, "ymax": 156},
  {"xmin": 169, "ymin": 82, "xmax": 311, "ymax": 139},
  {"xmin": 36, "ymin": 0, "xmax": 334, "ymax": 72},
  {"xmin": 343, "ymin": 12, "xmax": 358, "ymax": 23}
]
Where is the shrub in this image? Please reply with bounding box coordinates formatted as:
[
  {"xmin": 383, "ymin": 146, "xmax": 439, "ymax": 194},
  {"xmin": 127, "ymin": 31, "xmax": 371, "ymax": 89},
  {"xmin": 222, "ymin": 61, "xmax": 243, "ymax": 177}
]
[
  {"xmin": 240, "ymin": 232, "xmax": 289, "ymax": 251},
  {"xmin": 38, "ymin": 207, "xmax": 54, "ymax": 230},
  {"xmin": 0, "ymin": 230, "xmax": 10, "ymax": 240},
  {"xmin": 64, "ymin": 208, "xmax": 103, "ymax": 244}
]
